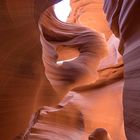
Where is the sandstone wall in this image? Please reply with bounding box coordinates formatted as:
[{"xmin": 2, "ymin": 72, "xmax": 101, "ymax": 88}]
[
  {"xmin": 68, "ymin": 0, "xmax": 112, "ymax": 39},
  {"xmin": 0, "ymin": 1, "xmax": 62, "ymax": 140},
  {"xmin": 0, "ymin": 0, "xmax": 124, "ymax": 140}
]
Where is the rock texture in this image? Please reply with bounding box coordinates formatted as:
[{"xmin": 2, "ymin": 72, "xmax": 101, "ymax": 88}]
[
  {"xmin": 24, "ymin": 80, "xmax": 125, "ymax": 140},
  {"xmin": 23, "ymin": 1, "xmax": 125, "ymax": 140},
  {"xmin": 0, "ymin": 0, "xmax": 126, "ymax": 140},
  {"xmin": 104, "ymin": 0, "xmax": 140, "ymax": 139},
  {"xmin": 88, "ymin": 128, "xmax": 111, "ymax": 140},
  {"xmin": 23, "ymin": 104, "xmax": 85, "ymax": 140},
  {"xmin": 0, "ymin": 1, "xmax": 63, "ymax": 140},
  {"xmin": 68, "ymin": 0, "xmax": 112, "ymax": 39},
  {"xmin": 39, "ymin": 7, "xmax": 108, "ymax": 101}
]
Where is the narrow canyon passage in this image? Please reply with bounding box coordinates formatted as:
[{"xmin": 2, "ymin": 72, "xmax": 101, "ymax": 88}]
[{"xmin": 2, "ymin": 0, "xmax": 140, "ymax": 140}]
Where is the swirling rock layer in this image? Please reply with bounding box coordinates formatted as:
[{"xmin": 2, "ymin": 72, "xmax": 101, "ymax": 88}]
[
  {"xmin": 68, "ymin": 0, "xmax": 112, "ymax": 39},
  {"xmin": 39, "ymin": 7, "xmax": 108, "ymax": 99},
  {"xmin": 24, "ymin": 80, "xmax": 125, "ymax": 140},
  {"xmin": 104, "ymin": 0, "xmax": 140, "ymax": 139},
  {"xmin": 0, "ymin": 1, "xmax": 62, "ymax": 140},
  {"xmin": 0, "ymin": 0, "xmax": 125, "ymax": 140}
]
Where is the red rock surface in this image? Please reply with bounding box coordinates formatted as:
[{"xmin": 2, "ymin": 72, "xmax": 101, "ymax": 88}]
[
  {"xmin": 0, "ymin": 0, "xmax": 127, "ymax": 140},
  {"xmin": 23, "ymin": 2, "xmax": 125, "ymax": 140},
  {"xmin": 104, "ymin": 1, "xmax": 140, "ymax": 139},
  {"xmin": 68, "ymin": 0, "xmax": 112, "ymax": 39},
  {"xmin": 23, "ymin": 80, "xmax": 126, "ymax": 140},
  {"xmin": 39, "ymin": 7, "xmax": 108, "ymax": 101},
  {"xmin": 0, "ymin": 1, "xmax": 62, "ymax": 140}
]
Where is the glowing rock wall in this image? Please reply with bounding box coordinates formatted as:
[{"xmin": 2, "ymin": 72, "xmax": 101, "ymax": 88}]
[
  {"xmin": 24, "ymin": 1, "xmax": 125, "ymax": 140},
  {"xmin": 68, "ymin": 0, "xmax": 112, "ymax": 39},
  {"xmin": 104, "ymin": 1, "xmax": 140, "ymax": 139},
  {"xmin": 0, "ymin": 1, "xmax": 62, "ymax": 140},
  {"xmin": 0, "ymin": 0, "xmax": 128, "ymax": 140}
]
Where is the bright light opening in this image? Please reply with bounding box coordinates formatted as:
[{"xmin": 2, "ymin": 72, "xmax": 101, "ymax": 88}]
[
  {"xmin": 57, "ymin": 57, "xmax": 77, "ymax": 65},
  {"xmin": 54, "ymin": 0, "xmax": 71, "ymax": 22}
]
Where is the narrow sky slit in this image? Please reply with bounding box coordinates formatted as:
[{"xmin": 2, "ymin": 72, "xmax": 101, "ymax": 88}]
[{"xmin": 54, "ymin": 0, "xmax": 71, "ymax": 22}]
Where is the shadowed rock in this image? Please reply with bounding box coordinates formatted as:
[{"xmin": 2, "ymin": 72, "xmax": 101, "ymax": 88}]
[
  {"xmin": 89, "ymin": 128, "xmax": 111, "ymax": 140},
  {"xmin": 39, "ymin": 6, "xmax": 108, "ymax": 101},
  {"xmin": 104, "ymin": 0, "xmax": 140, "ymax": 139},
  {"xmin": 23, "ymin": 104, "xmax": 85, "ymax": 140},
  {"xmin": 0, "ymin": 0, "xmax": 127, "ymax": 140}
]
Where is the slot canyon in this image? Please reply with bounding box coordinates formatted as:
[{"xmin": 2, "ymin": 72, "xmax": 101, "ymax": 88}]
[{"xmin": 0, "ymin": 0, "xmax": 140, "ymax": 140}]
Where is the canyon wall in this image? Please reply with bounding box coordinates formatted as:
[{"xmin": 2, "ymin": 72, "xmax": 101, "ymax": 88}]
[
  {"xmin": 24, "ymin": 1, "xmax": 125, "ymax": 140},
  {"xmin": 68, "ymin": 0, "xmax": 112, "ymax": 39},
  {"xmin": 0, "ymin": 1, "xmax": 62, "ymax": 140},
  {"xmin": 104, "ymin": 1, "xmax": 140, "ymax": 139},
  {"xmin": 0, "ymin": 0, "xmax": 126, "ymax": 140}
]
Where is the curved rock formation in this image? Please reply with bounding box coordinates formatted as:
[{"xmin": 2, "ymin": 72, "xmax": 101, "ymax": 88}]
[
  {"xmin": 39, "ymin": 7, "xmax": 108, "ymax": 101},
  {"xmin": 104, "ymin": 0, "xmax": 140, "ymax": 139},
  {"xmin": 22, "ymin": 104, "xmax": 85, "ymax": 140},
  {"xmin": 24, "ymin": 80, "xmax": 125, "ymax": 140},
  {"xmin": 88, "ymin": 128, "xmax": 111, "ymax": 140},
  {"xmin": 0, "ymin": 0, "xmax": 126, "ymax": 140},
  {"xmin": 0, "ymin": 1, "xmax": 63, "ymax": 140},
  {"xmin": 68, "ymin": 0, "xmax": 112, "ymax": 39},
  {"xmin": 23, "ymin": 2, "xmax": 125, "ymax": 140}
]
